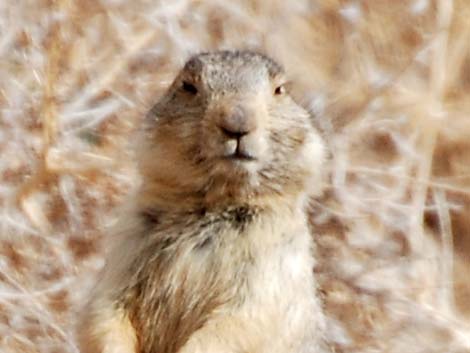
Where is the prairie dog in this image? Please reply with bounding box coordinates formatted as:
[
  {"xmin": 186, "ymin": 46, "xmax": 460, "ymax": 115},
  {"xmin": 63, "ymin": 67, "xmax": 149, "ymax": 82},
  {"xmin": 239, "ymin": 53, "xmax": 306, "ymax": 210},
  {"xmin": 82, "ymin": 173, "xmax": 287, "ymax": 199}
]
[{"xmin": 78, "ymin": 50, "xmax": 327, "ymax": 353}]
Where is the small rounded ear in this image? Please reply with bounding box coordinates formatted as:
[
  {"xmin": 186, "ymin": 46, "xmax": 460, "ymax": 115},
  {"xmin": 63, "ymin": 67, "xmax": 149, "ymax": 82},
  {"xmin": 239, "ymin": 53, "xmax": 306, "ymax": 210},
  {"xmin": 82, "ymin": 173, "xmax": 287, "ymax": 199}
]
[
  {"xmin": 183, "ymin": 55, "xmax": 204, "ymax": 76},
  {"xmin": 258, "ymin": 52, "xmax": 284, "ymax": 79}
]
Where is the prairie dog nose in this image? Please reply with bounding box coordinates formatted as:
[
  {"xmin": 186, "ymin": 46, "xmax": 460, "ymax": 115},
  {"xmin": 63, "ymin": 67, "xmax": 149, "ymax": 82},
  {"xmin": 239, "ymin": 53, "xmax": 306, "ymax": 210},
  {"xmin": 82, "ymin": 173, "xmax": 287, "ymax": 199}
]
[{"xmin": 219, "ymin": 106, "xmax": 257, "ymax": 139}]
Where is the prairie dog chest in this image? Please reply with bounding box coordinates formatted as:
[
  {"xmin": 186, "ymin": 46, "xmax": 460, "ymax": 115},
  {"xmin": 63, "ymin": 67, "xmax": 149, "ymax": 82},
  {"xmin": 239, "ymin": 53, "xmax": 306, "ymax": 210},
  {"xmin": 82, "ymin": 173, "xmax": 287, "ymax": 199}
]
[
  {"xmin": 118, "ymin": 205, "xmax": 317, "ymax": 353},
  {"xmin": 198, "ymin": 205, "xmax": 313, "ymax": 277},
  {"xmin": 132, "ymin": 205, "xmax": 315, "ymax": 303},
  {"xmin": 235, "ymin": 213, "xmax": 314, "ymax": 301},
  {"xmin": 177, "ymin": 207, "xmax": 319, "ymax": 353},
  {"xmin": 233, "ymin": 215, "xmax": 317, "ymax": 336},
  {"xmin": 187, "ymin": 205, "xmax": 317, "ymax": 314}
]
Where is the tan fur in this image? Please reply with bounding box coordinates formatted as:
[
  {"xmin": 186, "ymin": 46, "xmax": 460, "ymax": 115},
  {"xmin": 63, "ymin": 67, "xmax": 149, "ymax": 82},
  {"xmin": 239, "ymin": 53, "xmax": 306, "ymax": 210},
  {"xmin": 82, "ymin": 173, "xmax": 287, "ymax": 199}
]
[
  {"xmin": 78, "ymin": 50, "xmax": 327, "ymax": 353},
  {"xmin": 77, "ymin": 300, "xmax": 137, "ymax": 353}
]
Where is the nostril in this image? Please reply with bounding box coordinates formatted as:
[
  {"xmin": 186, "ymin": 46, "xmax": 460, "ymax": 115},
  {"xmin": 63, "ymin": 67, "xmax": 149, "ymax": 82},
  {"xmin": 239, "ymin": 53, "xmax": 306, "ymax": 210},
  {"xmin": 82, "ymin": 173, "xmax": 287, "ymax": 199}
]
[
  {"xmin": 219, "ymin": 126, "xmax": 249, "ymax": 139},
  {"xmin": 218, "ymin": 105, "xmax": 257, "ymax": 139}
]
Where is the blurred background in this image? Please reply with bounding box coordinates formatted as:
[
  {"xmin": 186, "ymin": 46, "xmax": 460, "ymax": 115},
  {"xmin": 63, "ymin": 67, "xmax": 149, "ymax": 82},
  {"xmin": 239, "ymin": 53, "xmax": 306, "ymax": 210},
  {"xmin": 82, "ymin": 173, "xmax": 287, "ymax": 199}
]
[{"xmin": 1, "ymin": 0, "xmax": 470, "ymax": 352}]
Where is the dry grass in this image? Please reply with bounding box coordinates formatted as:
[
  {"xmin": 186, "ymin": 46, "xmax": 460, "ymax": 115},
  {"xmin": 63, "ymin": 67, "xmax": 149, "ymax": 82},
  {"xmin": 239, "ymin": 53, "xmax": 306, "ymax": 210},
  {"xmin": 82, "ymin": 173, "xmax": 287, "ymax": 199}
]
[{"xmin": 1, "ymin": 0, "xmax": 470, "ymax": 352}]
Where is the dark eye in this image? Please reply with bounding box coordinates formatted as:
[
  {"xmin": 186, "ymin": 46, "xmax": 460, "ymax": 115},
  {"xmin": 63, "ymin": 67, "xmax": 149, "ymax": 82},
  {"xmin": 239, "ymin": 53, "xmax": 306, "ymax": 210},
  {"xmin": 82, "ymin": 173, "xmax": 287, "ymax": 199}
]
[
  {"xmin": 274, "ymin": 84, "xmax": 285, "ymax": 95},
  {"xmin": 182, "ymin": 81, "xmax": 198, "ymax": 95}
]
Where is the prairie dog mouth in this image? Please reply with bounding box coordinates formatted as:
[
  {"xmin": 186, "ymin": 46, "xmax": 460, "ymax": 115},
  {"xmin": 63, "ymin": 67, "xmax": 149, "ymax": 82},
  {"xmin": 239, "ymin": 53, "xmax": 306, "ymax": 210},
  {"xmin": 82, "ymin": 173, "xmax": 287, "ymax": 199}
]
[
  {"xmin": 223, "ymin": 151, "xmax": 257, "ymax": 161},
  {"xmin": 222, "ymin": 138, "xmax": 257, "ymax": 161}
]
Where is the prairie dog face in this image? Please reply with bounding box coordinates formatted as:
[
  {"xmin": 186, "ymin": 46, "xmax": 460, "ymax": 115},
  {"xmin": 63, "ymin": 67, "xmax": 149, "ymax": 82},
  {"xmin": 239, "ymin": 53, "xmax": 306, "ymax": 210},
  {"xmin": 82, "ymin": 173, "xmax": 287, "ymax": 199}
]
[{"xmin": 141, "ymin": 51, "xmax": 325, "ymax": 207}]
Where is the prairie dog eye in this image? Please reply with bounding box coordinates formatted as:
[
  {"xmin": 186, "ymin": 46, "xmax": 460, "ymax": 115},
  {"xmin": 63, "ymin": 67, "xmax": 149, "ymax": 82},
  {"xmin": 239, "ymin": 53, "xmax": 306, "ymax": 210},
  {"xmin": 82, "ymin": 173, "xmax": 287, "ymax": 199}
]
[
  {"xmin": 274, "ymin": 84, "xmax": 285, "ymax": 96},
  {"xmin": 182, "ymin": 81, "xmax": 198, "ymax": 95}
]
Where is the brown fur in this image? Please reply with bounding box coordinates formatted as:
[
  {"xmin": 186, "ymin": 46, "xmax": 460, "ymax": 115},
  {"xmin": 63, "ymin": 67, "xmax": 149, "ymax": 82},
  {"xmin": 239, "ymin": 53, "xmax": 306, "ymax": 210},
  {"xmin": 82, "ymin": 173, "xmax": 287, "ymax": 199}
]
[{"xmin": 78, "ymin": 50, "xmax": 327, "ymax": 353}]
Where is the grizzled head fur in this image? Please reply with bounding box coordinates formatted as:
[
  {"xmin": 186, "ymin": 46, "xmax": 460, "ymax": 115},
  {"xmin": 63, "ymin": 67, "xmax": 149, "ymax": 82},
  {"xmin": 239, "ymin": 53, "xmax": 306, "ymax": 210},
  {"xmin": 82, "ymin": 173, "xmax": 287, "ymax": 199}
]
[{"xmin": 138, "ymin": 50, "xmax": 325, "ymax": 210}]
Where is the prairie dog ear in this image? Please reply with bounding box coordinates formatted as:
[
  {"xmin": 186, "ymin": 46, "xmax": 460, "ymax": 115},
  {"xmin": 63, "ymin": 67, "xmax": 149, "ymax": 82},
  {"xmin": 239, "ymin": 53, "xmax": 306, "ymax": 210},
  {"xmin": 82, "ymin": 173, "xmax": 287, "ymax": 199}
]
[{"xmin": 182, "ymin": 54, "xmax": 204, "ymax": 76}]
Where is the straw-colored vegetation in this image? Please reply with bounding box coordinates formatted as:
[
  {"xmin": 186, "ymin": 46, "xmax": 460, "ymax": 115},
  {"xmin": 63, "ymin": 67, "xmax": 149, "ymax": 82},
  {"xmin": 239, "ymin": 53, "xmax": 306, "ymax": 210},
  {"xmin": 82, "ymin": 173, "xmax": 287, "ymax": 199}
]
[{"xmin": 1, "ymin": 0, "xmax": 470, "ymax": 352}]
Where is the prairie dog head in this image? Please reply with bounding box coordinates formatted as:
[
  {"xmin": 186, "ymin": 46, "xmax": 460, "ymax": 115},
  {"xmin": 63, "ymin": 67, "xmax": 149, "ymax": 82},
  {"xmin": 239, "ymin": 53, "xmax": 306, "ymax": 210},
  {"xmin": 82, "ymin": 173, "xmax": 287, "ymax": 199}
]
[{"xmin": 139, "ymin": 51, "xmax": 325, "ymax": 210}]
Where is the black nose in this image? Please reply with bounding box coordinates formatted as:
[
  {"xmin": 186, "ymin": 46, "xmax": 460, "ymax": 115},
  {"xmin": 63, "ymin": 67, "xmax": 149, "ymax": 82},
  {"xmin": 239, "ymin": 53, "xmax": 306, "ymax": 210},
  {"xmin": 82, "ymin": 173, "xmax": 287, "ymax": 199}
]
[
  {"xmin": 218, "ymin": 105, "xmax": 257, "ymax": 139},
  {"xmin": 220, "ymin": 126, "xmax": 249, "ymax": 139}
]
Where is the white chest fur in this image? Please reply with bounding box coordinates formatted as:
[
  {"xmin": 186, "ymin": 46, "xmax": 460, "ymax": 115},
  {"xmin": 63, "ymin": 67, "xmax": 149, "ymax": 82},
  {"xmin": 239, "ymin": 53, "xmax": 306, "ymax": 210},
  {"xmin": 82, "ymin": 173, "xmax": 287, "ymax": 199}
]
[{"xmin": 179, "ymin": 206, "xmax": 324, "ymax": 353}]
